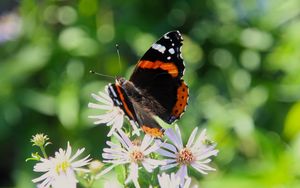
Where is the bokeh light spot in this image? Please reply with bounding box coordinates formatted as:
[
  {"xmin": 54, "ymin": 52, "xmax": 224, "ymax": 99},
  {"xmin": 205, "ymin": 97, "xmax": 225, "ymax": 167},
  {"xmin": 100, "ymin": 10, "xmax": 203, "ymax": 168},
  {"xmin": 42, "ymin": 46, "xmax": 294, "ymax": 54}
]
[
  {"xmin": 233, "ymin": 112, "xmax": 254, "ymax": 137},
  {"xmin": 66, "ymin": 60, "xmax": 84, "ymax": 81},
  {"xmin": 132, "ymin": 32, "xmax": 155, "ymax": 56},
  {"xmin": 231, "ymin": 69, "xmax": 251, "ymax": 91},
  {"xmin": 59, "ymin": 27, "xmax": 98, "ymax": 56},
  {"xmin": 57, "ymin": 6, "xmax": 77, "ymax": 25},
  {"xmin": 58, "ymin": 86, "xmax": 79, "ymax": 129},
  {"xmin": 240, "ymin": 28, "xmax": 273, "ymax": 51},
  {"xmin": 97, "ymin": 24, "xmax": 115, "ymax": 44},
  {"xmin": 23, "ymin": 90, "xmax": 55, "ymax": 116},
  {"xmin": 182, "ymin": 36, "xmax": 203, "ymax": 65},
  {"xmin": 212, "ymin": 48, "xmax": 233, "ymax": 69},
  {"xmin": 43, "ymin": 5, "xmax": 58, "ymax": 24},
  {"xmin": 247, "ymin": 86, "xmax": 268, "ymax": 108},
  {"xmin": 240, "ymin": 49, "xmax": 261, "ymax": 71}
]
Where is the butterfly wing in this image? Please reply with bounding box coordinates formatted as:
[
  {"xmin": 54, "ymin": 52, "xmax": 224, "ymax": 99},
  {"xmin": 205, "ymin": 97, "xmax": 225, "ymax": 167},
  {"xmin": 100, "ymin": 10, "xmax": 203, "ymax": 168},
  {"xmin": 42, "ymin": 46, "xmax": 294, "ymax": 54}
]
[
  {"xmin": 130, "ymin": 31, "xmax": 188, "ymax": 123},
  {"xmin": 131, "ymin": 101, "xmax": 165, "ymax": 137},
  {"xmin": 107, "ymin": 82, "xmax": 164, "ymax": 137}
]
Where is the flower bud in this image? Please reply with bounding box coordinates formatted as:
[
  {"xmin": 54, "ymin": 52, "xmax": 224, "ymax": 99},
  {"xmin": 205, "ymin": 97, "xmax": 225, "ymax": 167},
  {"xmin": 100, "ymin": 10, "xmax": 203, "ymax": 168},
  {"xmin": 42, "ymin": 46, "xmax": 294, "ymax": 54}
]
[
  {"xmin": 31, "ymin": 133, "xmax": 50, "ymax": 147},
  {"xmin": 89, "ymin": 160, "xmax": 104, "ymax": 174}
]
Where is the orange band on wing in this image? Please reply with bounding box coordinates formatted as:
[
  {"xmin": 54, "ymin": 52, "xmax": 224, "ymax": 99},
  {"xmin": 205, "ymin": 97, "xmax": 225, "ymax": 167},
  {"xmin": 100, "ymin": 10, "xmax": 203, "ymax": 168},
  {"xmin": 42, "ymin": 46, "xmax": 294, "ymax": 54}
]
[
  {"xmin": 138, "ymin": 60, "xmax": 178, "ymax": 78},
  {"xmin": 141, "ymin": 125, "xmax": 164, "ymax": 138},
  {"xmin": 115, "ymin": 84, "xmax": 134, "ymax": 119},
  {"xmin": 172, "ymin": 81, "xmax": 189, "ymax": 118}
]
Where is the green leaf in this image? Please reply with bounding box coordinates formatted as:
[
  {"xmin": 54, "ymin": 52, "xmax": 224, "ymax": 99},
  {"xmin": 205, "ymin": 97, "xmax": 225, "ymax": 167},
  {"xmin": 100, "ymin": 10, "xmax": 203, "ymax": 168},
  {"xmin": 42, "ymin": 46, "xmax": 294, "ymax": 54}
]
[
  {"xmin": 138, "ymin": 167, "xmax": 156, "ymax": 188},
  {"xmin": 284, "ymin": 102, "xmax": 300, "ymax": 140},
  {"xmin": 115, "ymin": 164, "xmax": 126, "ymax": 185},
  {"xmin": 25, "ymin": 152, "xmax": 41, "ymax": 162}
]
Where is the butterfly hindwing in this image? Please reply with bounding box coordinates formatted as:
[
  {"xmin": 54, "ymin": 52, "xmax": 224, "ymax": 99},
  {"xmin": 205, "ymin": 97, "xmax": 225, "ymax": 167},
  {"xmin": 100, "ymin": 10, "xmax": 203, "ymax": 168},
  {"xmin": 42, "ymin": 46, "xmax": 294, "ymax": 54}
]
[{"xmin": 108, "ymin": 81, "xmax": 164, "ymax": 137}]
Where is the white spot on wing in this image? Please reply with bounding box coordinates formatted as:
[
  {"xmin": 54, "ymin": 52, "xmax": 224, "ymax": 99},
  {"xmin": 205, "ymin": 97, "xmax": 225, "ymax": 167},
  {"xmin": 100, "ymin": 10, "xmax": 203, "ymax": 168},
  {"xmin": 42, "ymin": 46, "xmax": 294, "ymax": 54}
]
[
  {"xmin": 108, "ymin": 85, "xmax": 117, "ymax": 98},
  {"xmin": 152, "ymin": 43, "xmax": 166, "ymax": 53},
  {"xmin": 177, "ymin": 31, "xmax": 183, "ymax": 40},
  {"xmin": 167, "ymin": 56, "xmax": 171, "ymax": 60},
  {"xmin": 179, "ymin": 46, "xmax": 183, "ymax": 59},
  {"xmin": 168, "ymin": 48, "xmax": 175, "ymax": 54},
  {"xmin": 115, "ymin": 100, "xmax": 121, "ymax": 106}
]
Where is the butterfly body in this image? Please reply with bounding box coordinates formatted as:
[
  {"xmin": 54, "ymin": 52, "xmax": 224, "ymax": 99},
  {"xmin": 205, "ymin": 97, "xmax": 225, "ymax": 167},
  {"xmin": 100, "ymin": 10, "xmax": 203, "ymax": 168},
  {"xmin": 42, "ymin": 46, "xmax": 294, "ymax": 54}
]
[{"xmin": 107, "ymin": 31, "xmax": 188, "ymax": 137}]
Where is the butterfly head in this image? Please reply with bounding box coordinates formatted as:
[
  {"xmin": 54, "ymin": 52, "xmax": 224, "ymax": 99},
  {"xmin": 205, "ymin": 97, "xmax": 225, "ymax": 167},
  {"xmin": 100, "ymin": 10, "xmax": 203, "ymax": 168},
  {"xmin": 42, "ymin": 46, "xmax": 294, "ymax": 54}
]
[
  {"xmin": 115, "ymin": 76, "xmax": 127, "ymax": 86},
  {"xmin": 115, "ymin": 77, "xmax": 137, "ymax": 95}
]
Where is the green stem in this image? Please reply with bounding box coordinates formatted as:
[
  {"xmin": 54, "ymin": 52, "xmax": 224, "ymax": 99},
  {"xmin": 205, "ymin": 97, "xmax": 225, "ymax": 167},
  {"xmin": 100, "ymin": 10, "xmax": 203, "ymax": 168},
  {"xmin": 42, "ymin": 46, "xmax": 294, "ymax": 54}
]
[
  {"xmin": 39, "ymin": 146, "xmax": 48, "ymax": 159},
  {"xmin": 87, "ymin": 176, "xmax": 94, "ymax": 188}
]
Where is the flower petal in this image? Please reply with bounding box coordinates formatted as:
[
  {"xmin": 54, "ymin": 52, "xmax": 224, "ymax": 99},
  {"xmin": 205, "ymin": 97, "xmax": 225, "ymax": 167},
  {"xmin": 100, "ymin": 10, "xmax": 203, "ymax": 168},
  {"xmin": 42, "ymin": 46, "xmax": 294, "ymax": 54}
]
[
  {"xmin": 140, "ymin": 134, "xmax": 153, "ymax": 151},
  {"xmin": 186, "ymin": 127, "xmax": 198, "ymax": 148},
  {"xmin": 191, "ymin": 161, "xmax": 216, "ymax": 174},
  {"xmin": 174, "ymin": 125, "xmax": 183, "ymax": 149},
  {"xmin": 125, "ymin": 163, "xmax": 140, "ymax": 188},
  {"xmin": 157, "ymin": 148, "xmax": 176, "ymax": 158},
  {"xmin": 143, "ymin": 141, "xmax": 160, "ymax": 155},
  {"xmin": 191, "ymin": 129, "xmax": 207, "ymax": 149},
  {"xmin": 91, "ymin": 93, "xmax": 112, "ymax": 105},
  {"xmin": 176, "ymin": 165, "xmax": 188, "ymax": 186},
  {"xmin": 165, "ymin": 127, "xmax": 183, "ymax": 150},
  {"xmin": 95, "ymin": 164, "xmax": 117, "ymax": 179},
  {"xmin": 98, "ymin": 90, "xmax": 112, "ymax": 103},
  {"xmin": 88, "ymin": 102, "xmax": 112, "ymax": 110},
  {"xmin": 160, "ymin": 162, "xmax": 178, "ymax": 170},
  {"xmin": 161, "ymin": 142, "xmax": 178, "ymax": 153},
  {"xmin": 115, "ymin": 129, "xmax": 133, "ymax": 149}
]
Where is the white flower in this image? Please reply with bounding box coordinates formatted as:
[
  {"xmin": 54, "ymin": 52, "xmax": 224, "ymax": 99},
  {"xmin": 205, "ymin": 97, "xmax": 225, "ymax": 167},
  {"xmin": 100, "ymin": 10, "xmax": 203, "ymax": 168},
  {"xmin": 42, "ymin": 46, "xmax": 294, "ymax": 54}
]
[
  {"xmin": 0, "ymin": 12, "xmax": 22, "ymax": 43},
  {"xmin": 157, "ymin": 173, "xmax": 197, "ymax": 188},
  {"xmin": 32, "ymin": 142, "xmax": 91, "ymax": 188},
  {"xmin": 88, "ymin": 87, "xmax": 139, "ymax": 136},
  {"xmin": 158, "ymin": 125, "xmax": 218, "ymax": 185},
  {"xmin": 98, "ymin": 129, "xmax": 165, "ymax": 188}
]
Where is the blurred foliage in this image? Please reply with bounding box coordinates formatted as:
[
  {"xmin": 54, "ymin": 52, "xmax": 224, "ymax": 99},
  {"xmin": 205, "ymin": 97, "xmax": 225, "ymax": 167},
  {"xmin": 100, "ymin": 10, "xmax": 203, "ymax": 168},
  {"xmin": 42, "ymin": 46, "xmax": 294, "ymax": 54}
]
[{"xmin": 0, "ymin": 0, "xmax": 300, "ymax": 187}]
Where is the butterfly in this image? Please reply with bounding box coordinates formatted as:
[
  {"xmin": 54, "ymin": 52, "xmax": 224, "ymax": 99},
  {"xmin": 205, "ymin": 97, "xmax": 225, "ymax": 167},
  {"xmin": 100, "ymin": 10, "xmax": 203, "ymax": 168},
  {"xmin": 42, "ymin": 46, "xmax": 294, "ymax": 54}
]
[{"xmin": 107, "ymin": 31, "xmax": 188, "ymax": 137}]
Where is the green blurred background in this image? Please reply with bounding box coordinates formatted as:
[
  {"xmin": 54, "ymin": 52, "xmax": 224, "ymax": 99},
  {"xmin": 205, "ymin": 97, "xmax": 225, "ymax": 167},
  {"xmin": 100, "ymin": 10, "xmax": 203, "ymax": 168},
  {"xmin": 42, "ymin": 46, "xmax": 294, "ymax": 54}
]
[{"xmin": 1, "ymin": 0, "xmax": 300, "ymax": 187}]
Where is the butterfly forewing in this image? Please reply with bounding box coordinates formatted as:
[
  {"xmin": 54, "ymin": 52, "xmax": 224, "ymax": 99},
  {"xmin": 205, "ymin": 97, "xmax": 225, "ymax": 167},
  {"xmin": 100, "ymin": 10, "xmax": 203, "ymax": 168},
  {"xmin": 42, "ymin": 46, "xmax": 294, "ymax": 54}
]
[{"xmin": 129, "ymin": 31, "xmax": 188, "ymax": 123}]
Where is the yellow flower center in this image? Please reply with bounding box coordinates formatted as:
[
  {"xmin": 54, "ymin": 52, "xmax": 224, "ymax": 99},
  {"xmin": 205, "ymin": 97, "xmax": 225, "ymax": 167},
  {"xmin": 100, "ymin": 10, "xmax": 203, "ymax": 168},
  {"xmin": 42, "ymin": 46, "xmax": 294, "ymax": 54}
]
[
  {"xmin": 177, "ymin": 148, "xmax": 194, "ymax": 165},
  {"xmin": 130, "ymin": 150, "xmax": 144, "ymax": 163},
  {"xmin": 56, "ymin": 160, "xmax": 70, "ymax": 174}
]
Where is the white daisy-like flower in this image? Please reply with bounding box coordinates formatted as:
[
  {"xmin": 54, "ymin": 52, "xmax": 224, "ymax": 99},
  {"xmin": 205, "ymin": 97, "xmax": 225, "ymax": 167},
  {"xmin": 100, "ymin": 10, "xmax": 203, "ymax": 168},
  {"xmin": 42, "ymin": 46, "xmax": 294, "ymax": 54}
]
[
  {"xmin": 32, "ymin": 142, "xmax": 91, "ymax": 188},
  {"xmin": 88, "ymin": 86, "xmax": 139, "ymax": 136},
  {"xmin": 158, "ymin": 125, "xmax": 218, "ymax": 185},
  {"xmin": 98, "ymin": 129, "xmax": 165, "ymax": 188},
  {"xmin": 157, "ymin": 173, "xmax": 198, "ymax": 188}
]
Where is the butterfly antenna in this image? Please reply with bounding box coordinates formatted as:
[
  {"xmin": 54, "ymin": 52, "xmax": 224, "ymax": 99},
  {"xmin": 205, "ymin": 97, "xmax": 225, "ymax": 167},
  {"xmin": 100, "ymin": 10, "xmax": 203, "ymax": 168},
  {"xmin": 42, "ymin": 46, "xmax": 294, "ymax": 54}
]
[
  {"xmin": 89, "ymin": 70, "xmax": 114, "ymax": 80},
  {"xmin": 116, "ymin": 44, "xmax": 122, "ymax": 72}
]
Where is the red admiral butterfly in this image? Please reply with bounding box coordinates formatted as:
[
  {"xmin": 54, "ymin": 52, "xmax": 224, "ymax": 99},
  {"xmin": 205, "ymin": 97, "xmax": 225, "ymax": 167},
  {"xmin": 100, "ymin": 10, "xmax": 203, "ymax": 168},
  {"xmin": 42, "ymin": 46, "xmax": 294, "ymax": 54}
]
[{"xmin": 108, "ymin": 31, "xmax": 188, "ymax": 137}]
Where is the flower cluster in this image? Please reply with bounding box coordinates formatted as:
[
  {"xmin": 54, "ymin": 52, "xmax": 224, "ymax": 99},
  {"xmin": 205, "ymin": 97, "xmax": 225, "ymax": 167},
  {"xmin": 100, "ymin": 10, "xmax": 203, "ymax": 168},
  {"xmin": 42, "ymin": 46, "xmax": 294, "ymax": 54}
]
[
  {"xmin": 30, "ymin": 140, "xmax": 91, "ymax": 188},
  {"xmin": 88, "ymin": 88, "xmax": 219, "ymax": 187},
  {"xmin": 29, "ymin": 86, "xmax": 218, "ymax": 188},
  {"xmin": 98, "ymin": 129, "xmax": 165, "ymax": 188}
]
